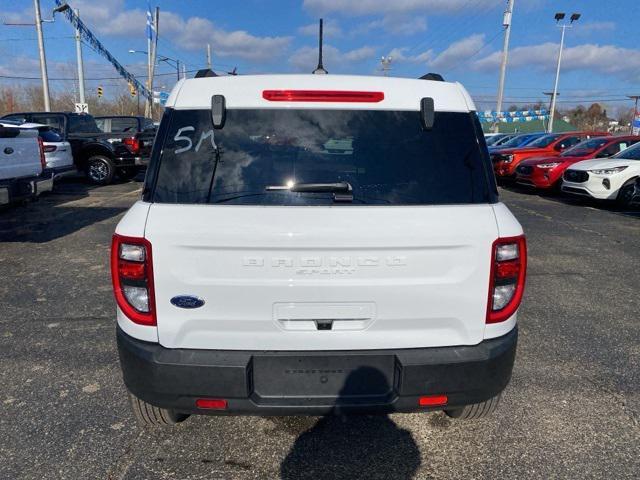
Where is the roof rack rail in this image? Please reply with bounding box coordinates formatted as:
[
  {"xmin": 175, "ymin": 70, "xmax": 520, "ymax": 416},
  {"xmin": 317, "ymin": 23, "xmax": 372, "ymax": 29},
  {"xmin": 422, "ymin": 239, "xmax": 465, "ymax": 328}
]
[
  {"xmin": 195, "ymin": 69, "xmax": 217, "ymax": 78},
  {"xmin": 419, "ymin": 73, "xmax": 444, "ymax": 82}
]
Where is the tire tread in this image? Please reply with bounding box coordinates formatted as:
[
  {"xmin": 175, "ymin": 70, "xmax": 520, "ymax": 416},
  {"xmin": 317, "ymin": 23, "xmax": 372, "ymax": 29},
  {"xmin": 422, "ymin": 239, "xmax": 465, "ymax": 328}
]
[
  {"xmin": 129, "ymin": 393, "xmax": 188, "ymax": 426},
  {"xmin": 444, "ymin": 393, "xmax": 501, "ymax": 420}
]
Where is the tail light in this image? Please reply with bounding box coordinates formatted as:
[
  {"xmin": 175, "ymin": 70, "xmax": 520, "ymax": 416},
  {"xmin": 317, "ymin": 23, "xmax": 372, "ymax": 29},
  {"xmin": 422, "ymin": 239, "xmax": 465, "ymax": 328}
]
[
  {"xmin": 123, "ymin": 137, "xmax": 141, "ymax": 154},
  {"xmin": 37, "ymin": 137, "xmax": 46, "ymax": 170},
  {"xmin": 111, "ymin": 234, "xmax": 156, "ymax": 326},
  {"xmin": 487, "ymin": 235, "xmax": 527, "ymax": 324}
]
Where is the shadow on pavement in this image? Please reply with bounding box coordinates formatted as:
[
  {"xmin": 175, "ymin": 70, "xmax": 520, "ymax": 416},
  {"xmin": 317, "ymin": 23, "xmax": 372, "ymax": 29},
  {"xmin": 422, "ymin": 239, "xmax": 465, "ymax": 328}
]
[
  {"xmin": 0, "ymin": 176, "xmax": 131, "ymax": 243},
  {"xmin": 279, "ymin": 367, "xmax": 421, "ymax": 480}
]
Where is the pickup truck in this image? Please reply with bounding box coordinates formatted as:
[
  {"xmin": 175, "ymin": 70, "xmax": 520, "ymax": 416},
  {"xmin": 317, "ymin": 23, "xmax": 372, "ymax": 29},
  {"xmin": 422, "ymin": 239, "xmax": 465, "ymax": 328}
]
[
  {"xmin": 0, "ymin": 124, "xmax": 53, "ymax": 205},
  {"xmin": 0, "ymin": 112, "xmax": 154, "ymax": 185}
]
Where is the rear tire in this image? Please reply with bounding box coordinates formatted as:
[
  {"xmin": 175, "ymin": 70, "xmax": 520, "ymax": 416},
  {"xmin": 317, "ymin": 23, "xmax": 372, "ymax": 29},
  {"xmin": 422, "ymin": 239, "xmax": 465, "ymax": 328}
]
[
  {"xmin": 129, "ymin": 393, "xmax": 190, "ymax": 426},
  {"xmin": 444, "ymin": 394, "xmax": 501, "ymax": 420},
  {"xmin": 85, "ymin": 155, "xmax": 115, "ymax": 185}
]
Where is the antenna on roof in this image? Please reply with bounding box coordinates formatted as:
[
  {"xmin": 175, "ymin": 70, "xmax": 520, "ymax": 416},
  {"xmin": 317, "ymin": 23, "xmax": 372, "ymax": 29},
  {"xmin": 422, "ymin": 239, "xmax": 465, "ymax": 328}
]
[{"xmin": 312, "ymin": 19, "xmax": 328, "ymax": 74}]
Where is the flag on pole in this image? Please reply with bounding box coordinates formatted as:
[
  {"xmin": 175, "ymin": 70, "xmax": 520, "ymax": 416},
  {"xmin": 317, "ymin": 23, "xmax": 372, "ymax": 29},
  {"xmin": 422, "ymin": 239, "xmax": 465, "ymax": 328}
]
[{"xmin": 146, "ymin": 3, "xmax": 155, "ymax": 40}]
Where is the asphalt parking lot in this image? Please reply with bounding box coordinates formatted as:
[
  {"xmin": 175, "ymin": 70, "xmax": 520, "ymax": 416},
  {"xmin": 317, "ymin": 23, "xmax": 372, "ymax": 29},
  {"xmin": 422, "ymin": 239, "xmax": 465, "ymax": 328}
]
[{"xmin": 1, "ymin": 178, "xmax": 639, "ymax": 480}]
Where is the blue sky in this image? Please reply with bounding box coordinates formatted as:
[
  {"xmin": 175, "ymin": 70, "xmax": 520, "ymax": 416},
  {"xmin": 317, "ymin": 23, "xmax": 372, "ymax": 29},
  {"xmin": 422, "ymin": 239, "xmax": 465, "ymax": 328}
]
[{"xmin": 1, "ymin": 0, "xmax": 638, "ymax": 113}]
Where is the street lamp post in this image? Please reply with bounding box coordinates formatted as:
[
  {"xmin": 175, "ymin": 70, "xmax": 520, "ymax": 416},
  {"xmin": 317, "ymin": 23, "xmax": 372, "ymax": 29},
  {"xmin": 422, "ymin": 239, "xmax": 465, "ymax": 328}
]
[
  {"xmin": 129, "ymin": 50, "xmax": 181, "ymax": 81},
  {"xmin": 548, "ymin": 12, "xmax": 580, "ymax": 133}
]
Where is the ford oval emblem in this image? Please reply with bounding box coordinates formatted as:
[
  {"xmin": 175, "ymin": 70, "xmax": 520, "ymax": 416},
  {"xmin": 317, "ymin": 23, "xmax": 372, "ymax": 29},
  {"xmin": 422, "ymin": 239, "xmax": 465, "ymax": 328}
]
[{"xmin": 170, "ymin": 295, "xmax": 205, "ymax": 309}]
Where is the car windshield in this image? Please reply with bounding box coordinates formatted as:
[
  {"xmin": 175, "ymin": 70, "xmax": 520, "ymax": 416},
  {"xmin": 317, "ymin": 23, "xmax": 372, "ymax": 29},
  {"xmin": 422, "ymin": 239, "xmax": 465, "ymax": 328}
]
[
  {"xmin": 500, "ymin": 135, "xmax": 535, "ymax": 148},
  {"xmin": 611, "ymin": 142, "xmax": 640, "ymax": 160},
  {"xmin": 150, "ymin": 109, "xmax": 496, "ymax": 206},
  {"xmin": 561, "ymin": 138, "xmax": 609, "ymax": 157},
  {"xmin": 493, "ymin": 135, "xmax": 516, "ymax": 146},
  {"xmin": 485, "ymin": 135, "xmax": 506, "ymax": 146},
  {"xmin": 526, "ymin": 134, "xmax": 562, "ymax": 148}
]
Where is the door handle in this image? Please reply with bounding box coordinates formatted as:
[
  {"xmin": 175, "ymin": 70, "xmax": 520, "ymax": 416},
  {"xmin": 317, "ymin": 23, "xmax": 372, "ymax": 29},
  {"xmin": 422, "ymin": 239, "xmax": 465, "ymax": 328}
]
[{"xmin": 3, "ymin": 147, "xmax": 14, "ymax": 154}]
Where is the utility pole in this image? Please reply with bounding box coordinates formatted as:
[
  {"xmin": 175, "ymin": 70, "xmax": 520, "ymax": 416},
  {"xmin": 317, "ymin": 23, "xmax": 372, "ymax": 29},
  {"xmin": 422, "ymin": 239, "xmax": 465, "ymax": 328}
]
[
  {"xmin": 548, "ymin": 12, "xmax": 580, "ymax": 133},
  {"xmin": 74, "ymin": 9, "xmax": 86, "ymax": 105},
  {"xmin": 628, "ymin": 95, "xmax": 640, "ymax": 134},
  {"xmin": 33, "ymin": 0, "xmax": 51, "ymax": 111},
  {"xmin": 494, "ymin": 0, "xmax": 515, "ymax": 133},
  {"xmin": 380, "ymin": 56, "xmax": 392, "ymax": 76},
  {"xmin": 182, "ymin": 63, "xmax": 187, "ymax": 79},
  {"xmin": 206, "ymin": 44, "xmax": 212, "ymax": 69}
]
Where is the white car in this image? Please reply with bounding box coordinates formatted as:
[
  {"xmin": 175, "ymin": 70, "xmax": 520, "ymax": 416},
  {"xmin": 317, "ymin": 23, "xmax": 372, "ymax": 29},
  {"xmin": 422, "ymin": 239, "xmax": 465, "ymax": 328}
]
[
  {"xmin": 111, "ymin": 73, "xmax": 526, "ymax": 425},
  {"xmin": 561, "ymin": 141, "xmax": 640, "ymax": 207}
]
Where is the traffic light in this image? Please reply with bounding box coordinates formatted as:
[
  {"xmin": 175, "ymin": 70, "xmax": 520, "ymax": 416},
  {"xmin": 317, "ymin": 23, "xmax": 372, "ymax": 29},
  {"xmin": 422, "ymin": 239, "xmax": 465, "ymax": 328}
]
[
  {"xmin": 97, "ymin": 86, "xmax": 103, "ymax": 98},
  {"xmin": 129, "ymin": 83, "xmax": 136, "ymax": 97}
]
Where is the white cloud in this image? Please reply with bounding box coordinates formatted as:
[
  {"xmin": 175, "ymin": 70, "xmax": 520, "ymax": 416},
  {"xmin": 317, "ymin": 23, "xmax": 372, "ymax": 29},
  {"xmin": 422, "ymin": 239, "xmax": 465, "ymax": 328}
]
[
  {"xmin": 474, "ymin": 43, "xmax": 640, "ymax": 80},
  {"xmin": 56, "ymin": 0, "xmax": 292, "ymax": 62},
  {"xmin": 303, "ymin": 0, "xmax": 500, "ymax": 16},
  {"xmin": 384, "ymin": 47, "xmax": 433, "ymax": 64},
  {"xmin": 429, "ymin": 34, "xmax": 485, "ymax": 70},
  {"xmin": 298, "ymin": 19, "xmax": 342, "ymax": 37},
  {"xmin": 289, "ymin": 45, "xmax": 376, "ymax": 72}
]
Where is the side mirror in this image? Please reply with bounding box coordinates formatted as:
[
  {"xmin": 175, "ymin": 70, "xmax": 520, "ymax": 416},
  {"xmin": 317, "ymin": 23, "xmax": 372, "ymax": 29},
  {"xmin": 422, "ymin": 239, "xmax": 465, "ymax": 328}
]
[
  {"xmin": 420, "ymin": 97, "xmax": 435, "ymax": 130},
  {"xmin": 211, "ymin": 95, "xmax": 226, "ymax": 129}
]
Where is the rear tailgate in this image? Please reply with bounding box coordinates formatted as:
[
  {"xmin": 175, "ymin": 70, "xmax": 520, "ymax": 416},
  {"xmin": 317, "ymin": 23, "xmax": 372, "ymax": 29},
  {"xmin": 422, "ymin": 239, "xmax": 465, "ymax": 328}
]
[
  {"xmin": 0, "ymin": 127, "xmax": 41, "ymax": 181},
  {"xmin": 145, "ymin": 204, "xmax": 498, "ymax": 351}
]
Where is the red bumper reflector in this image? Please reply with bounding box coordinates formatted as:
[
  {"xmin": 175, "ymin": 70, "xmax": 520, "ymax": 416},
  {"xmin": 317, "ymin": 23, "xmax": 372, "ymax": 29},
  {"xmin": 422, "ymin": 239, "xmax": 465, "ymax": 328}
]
[
  {"xmin": 495, "ymin": 260, "xmax": 520, "ymax": 279},
  {"xmin": 262, "ymin": 90, "xmax": 384, "ymax": 103},
  {"xmin": 418, "ymin": 394, "xmax": 448, "ymax": 407},
  {"xmin": 195, "ymin": 398, "xmax": 228, "ymax": 410},
  {"xmin": 118, "ymin": 260, "xmax": 145, "ymax": 280}
]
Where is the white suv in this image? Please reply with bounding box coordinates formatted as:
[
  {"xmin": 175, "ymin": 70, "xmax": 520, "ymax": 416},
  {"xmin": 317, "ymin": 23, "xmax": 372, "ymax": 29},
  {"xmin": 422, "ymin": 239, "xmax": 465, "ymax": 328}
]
[
  {"xmin": 111, "ymin": 73, "xmax": 526, "ymax": 425},
  {"xmin": 562, "ymin": 141, "xmax": 640, "ymax": 207}
]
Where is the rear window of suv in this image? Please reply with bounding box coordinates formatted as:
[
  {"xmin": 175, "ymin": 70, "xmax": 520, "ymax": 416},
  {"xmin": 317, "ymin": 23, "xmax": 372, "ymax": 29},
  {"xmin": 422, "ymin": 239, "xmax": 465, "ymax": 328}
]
[{"xmin": 149, "ymin": 109, "xmax": 496, "ymax": 206}]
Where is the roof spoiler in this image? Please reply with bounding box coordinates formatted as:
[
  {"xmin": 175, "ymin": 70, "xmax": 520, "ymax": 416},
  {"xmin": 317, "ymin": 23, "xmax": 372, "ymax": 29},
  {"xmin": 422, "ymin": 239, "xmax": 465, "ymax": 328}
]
[
  {"xmin": 195, "ymin": 69, "xmax": 217, "ymax": 78},
  {"xmin": 419, "ymin": 73, "xmax": 444, "ymax": 82}
]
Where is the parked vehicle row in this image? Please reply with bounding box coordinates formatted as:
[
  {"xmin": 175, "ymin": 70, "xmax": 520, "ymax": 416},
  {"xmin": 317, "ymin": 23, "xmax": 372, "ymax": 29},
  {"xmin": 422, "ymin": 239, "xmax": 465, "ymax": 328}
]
[
  {"xmin": 491, "ymin": 131, "xmax": 610, "ymax": 181},
  {"xmin": 485, "ymin": 131, "xmax": 640, "ymax": 208},
  {"xmin": 0, "ymin": 112, "xmax": 156, "ymax": 185}
]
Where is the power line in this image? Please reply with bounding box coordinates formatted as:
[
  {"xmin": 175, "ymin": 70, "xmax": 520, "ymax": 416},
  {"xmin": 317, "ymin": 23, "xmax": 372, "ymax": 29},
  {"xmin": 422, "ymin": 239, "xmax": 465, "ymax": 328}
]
[
  {"xmin": 0, "ymin": 68, "xmax": 203, "ymax": 81},
  {"xmin": 0, "ymin": 35, "xmax": 75, "ymax": 41}
]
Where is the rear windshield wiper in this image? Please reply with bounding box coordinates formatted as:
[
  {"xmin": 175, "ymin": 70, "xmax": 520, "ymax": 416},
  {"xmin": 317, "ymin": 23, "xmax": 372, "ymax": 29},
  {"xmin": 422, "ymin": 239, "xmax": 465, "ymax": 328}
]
[
  {"xmin": 265, "ymin": 181, "xmax": 352, "ymax": 193},
  {"xmin": 266, "ymin": 181, "xmax": 353, "ymax": 202}
]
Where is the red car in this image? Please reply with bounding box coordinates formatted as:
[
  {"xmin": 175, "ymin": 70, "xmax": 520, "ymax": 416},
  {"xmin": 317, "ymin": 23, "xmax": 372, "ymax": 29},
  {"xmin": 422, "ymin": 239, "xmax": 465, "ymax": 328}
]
[
  {"xmin": 492, "ymin": 131, "xmax": 610, "ymax": 181},
  {"xmin": 515, "ymin": 136, "xmax": 640, "ymax": 190}
]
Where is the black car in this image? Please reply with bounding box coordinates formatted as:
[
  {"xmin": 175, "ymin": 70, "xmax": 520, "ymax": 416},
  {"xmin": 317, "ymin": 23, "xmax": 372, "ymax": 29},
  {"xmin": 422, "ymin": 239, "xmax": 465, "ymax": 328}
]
[{"xmin": 0, "ymin": 112, "xmax": 155, "ymax": 185}]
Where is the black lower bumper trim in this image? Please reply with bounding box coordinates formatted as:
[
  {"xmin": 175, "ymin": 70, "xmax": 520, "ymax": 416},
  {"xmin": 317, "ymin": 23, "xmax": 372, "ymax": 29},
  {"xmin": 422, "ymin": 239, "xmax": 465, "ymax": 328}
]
[{"xmin": 117, "ymin": 326, "xmax": 517, "ymax": 415}]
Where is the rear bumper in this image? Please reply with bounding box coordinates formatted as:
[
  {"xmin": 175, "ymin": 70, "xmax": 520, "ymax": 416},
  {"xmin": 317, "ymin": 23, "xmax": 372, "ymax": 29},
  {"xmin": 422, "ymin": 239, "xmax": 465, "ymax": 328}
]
[
  {"xmin": 117, "ymin": 326, "xmax": 518, "ymax": 416},
  {"xmin": 43, "ymin": 165, "xmax": 76, "ymax": 180},
  {"xmin": 0, "ymin": 172, "xmax": 53, "ymax": 205},
  {"xmin": 113, "ymin": 156, "xmax": 147, "ymax": 168}
]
